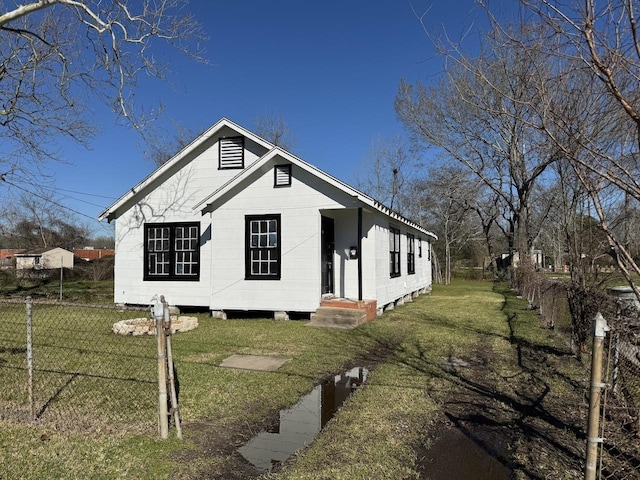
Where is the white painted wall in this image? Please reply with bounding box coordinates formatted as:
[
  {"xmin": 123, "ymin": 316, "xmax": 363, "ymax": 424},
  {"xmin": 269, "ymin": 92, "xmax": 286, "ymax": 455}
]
[
  {"xmin": 325, "ymin": 209, "xmax": 359, "ymax": 299},
  {"xmin": 111, "ymin": 133, "xmax": 435, "ymax": 311},
  {"xmin": 113, "ymin": 132, "xmax": 268, "ymax": 307},
  {"xmin": 373, "ymin": 218, "xmax": 433, "ymax": 308},
  {"xmin": 208, "ymin": 160, "xmax": 361, "ymax": 312}
]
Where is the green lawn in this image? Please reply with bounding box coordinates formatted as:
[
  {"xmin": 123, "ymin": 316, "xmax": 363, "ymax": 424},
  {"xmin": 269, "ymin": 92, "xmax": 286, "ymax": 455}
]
[{"xmin": 0, "ymin": 281, "xmax": 588, "ymax": 479}]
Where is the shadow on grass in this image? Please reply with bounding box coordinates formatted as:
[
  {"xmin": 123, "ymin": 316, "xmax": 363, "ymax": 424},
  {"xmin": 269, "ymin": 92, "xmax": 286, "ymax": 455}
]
[{"xmin": 319, "ymin": 288, "xmax": 588, "ymax": 479}]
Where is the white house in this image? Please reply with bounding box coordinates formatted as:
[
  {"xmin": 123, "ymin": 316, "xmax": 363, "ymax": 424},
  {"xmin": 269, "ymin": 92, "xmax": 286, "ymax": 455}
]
[
  {"xmin": 15, "ymin": 247, "xmax": 74, "ymax": 271},
  {"xmin": 99, "ymin": 118, "xmax": 437, "ymax": 320}
]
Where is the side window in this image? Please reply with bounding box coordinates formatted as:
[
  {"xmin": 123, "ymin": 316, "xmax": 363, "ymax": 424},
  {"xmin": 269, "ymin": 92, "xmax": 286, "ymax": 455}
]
[
  {"xmin": 144, "ymin": 222, "xmax": 200, "ymax": 281},
  {"xmin": 389, "ymin": 226, "xmax": 401, "ymax": 278},
  {"xmin": 219, "ymin": 136, "xmax": 244, "ymax": 169},
  {"xmin": 407, "ymin": 233, "xmax": 415, "ymax": 275},
  {"xmin": 245, "ymin": 214, "xmax": 281, "ymax": 280}
]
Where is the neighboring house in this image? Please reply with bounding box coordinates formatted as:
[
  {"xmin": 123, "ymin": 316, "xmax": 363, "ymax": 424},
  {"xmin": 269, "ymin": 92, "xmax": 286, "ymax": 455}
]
[
  {"xmin": 73, "ymin": 248, "xmax": 115, "ymax": 261},
  {"xmin": 15, "ymin": 247, "xmax": 74, "ymax": 271},
  {"xmin": 498, "ymin": 250, "xmax": 545, "ymax": 270},
  {"xmin": 0, "ymin": 249, "xmax": 24, "ymax": 268},
  {"xmin": 99, "ymin": 118, "xmax": 437, "ymax": 318}
]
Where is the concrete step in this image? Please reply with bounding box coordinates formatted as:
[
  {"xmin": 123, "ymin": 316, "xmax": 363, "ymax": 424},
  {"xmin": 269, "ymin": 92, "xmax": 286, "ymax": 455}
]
[{"xmin": 308, "ymin": 307, "xmax": 367, "ymax": 329}]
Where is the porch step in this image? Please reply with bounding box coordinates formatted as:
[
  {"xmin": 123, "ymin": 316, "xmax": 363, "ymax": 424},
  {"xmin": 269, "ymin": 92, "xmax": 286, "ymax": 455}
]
[{"xmin": 308, "ymin": 307, "xmax": 368, "ymax": 329}]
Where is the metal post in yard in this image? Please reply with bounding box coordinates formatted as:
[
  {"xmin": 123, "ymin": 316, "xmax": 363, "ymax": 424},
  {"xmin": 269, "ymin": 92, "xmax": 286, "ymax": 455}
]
[
  {"xmin": 26, "ymin": 296, "xmax": 34, "ymax": 421},
  {"xmin": 163, "ymin": 298, "xmax": 182, "ymax": 439},
  {"xmin": 585, "ymin": 312, "xmax": 609, "ymax": 480},
  {"xmin": 153, "ymin": 296, "xmax": 169, "ymax": 439}
]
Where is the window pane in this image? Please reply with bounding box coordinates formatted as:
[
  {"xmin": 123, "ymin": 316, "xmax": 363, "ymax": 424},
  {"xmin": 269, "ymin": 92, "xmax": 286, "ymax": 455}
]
[
  {"xmin": 246, "ymin": 216, "xmax": 280, "ymax": 278},
  {"xmin": 145, "ymin": 223, "xmax": 199, "ymax": 279}
]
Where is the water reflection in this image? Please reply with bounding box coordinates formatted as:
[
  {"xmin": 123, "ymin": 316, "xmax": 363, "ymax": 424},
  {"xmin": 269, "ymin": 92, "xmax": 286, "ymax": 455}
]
[
  {"xmin": 238, "ymin": 367, "xmax": 368, "ymax": 472},
  {"xmin": 421, "ymin": 427, "xmax": 512, "ymax": 480}
]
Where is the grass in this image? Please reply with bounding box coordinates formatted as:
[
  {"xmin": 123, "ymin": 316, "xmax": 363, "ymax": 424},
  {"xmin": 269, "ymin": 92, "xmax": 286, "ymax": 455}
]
[
  {"xmin": 267, "ymin": 281, "xmax": 511, "ymax": 480},
  {"xmin": 0, "ymin": 276, "xmax": 115, "ymax": 304},
  {"xmin": 0, "ymin": 280, "xmax": 592, "ymax": 479}
]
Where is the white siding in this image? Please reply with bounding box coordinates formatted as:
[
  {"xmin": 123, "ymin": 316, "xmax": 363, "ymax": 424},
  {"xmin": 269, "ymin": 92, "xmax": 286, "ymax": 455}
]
[
  {"xmin": 208, "ymin": 162, "xmax": 360, "ymax": 312},
  {"xmin": 113, "ymin": 132, "xmax": 268, "ymax": 307},
  {"xmin": 372, "ymin": 218, "xmax": 432, "ymax": 308},
  {"xmin": 111, "ymin": 135, "xmax": 435, "ymax": 311}
]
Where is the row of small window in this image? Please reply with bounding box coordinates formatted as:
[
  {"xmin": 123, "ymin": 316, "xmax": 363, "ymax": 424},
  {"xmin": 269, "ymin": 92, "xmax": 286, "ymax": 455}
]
[
  {"xmin": 389, "ymin": 227, "xmax": 430, "ymax": 278},
  {"xmin": 220, "ymin": 136, "xmax": 292, "ymax": 187},
  {"xmin": 143, "ymin": 216, "xmax": 281, "ymax": 281}
]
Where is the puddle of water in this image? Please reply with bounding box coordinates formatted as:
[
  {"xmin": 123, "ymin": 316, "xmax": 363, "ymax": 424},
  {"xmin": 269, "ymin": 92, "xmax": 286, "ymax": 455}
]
[
  {"xmin": 238, "ymin": 366, "xmax": 368, "ymax": 472},
  {"xmin": 421, "ymin": 427, "xmax": 512, "ymax": 480}
]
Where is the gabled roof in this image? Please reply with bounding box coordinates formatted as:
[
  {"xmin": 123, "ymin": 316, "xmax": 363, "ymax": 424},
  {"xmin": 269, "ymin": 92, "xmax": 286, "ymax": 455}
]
[
  {"xmin": 98, "ymin": 117, "xmax": 437, "ymax": 239},
  {"xmin": 98, "ymin": 118, "xmax": 275, "ymax": 222},
  {"xmin": 194, "ymin": 146, "xmax": 437, "ymax": 238}
]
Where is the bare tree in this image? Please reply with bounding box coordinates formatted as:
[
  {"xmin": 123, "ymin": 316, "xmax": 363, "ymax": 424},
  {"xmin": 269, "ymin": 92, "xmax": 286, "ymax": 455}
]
[
  {"xmin": 520, "ymin": 0, "xmax": 640, "ymax": 296},
  {"xmin": 353, "ymin": 135, "xmax": 419, "ymax": 216},
  {"xmin": 142, "ymin": 121, "xmax": 198, "ymax": 167},
  {"xmin": 0, "ymin": 193, "xmax": 90, "ymax": 249},
  {"xmin": 0, "ymin": 1, "xmax": 205, "ymax": 185},
  {"xmin": 396, "ymin": 23, "xmax": 559, "ymax": 272},
  {"xmin": 254, "ymin": 113, "xmax": 296, "ymax": 151},
  {"xmin": 411, "ymin": 164, "xmax": 480, "ymax": 284},
  {"xmin": 468, "ymin": 187, "xmax": 505, "ymax": 276}
]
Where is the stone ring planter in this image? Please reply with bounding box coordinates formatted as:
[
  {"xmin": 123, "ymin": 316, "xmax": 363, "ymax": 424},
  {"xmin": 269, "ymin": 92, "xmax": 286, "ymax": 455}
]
[{"xmin": 112, "ymin": 316, "xmax": 198, "ymax": 336}]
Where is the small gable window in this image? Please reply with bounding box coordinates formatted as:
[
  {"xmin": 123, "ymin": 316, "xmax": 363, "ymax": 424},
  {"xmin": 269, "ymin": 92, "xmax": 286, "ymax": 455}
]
[
  {"xmin": 219, "ymin": 136, "xmax": 244, "ymax": 169},
  {"xmin": 274, "ymin": 164, "xmax": 292, "ymax": 187}
]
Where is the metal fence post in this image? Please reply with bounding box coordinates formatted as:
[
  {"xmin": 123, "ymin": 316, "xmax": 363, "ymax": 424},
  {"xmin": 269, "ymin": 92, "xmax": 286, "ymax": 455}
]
[
  {"xmin": 585, "ymin": 312, "xmax": 609, "ymax": 480},
  {"xmin": 163, "ymin": 298, "xmax": 182, "ymax": 439},
  {"xmin": 153, "ymin": 296, "xmax": 169, "ymax": 439},
  {"xmin": 26, "ymin": 296, "xmax": 34, "ymax": 421}
]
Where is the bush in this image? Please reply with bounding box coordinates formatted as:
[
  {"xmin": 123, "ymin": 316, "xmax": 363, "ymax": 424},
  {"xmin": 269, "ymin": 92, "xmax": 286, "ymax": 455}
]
[{"xmin": 66, "ymin": 257, "xmax": 114, "ymax": 282}]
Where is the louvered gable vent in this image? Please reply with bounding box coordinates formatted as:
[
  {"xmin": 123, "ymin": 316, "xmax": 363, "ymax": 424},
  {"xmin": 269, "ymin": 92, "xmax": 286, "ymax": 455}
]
[
  {"xmin": 219, "ymin": 136, "xmax": 244, "ymax": 169},
  {"xmin": 274, "ymin": 164, "xmax": 292, "ymax": 187}
]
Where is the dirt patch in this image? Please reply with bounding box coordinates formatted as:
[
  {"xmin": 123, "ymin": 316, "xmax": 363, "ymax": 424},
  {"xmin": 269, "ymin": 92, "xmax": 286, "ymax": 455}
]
[
  {"xmin": 172, "ymin": 417, "xmax": 264, "ymax": 480},
  {"xmin": 417, "ymin": 325, "xmax": 586, "ymax": 479}
]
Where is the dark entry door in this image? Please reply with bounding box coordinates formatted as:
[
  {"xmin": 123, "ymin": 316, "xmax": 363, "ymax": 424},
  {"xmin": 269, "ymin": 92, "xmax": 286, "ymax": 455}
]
[{"xmin": 321, "ymin": 216, "xmax": 335, "ymax": 295}]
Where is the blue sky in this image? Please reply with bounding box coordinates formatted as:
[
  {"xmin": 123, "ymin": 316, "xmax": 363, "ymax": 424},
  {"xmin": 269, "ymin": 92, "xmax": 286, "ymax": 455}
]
[{"xmin": 46, "ymin": 0, "xmax": 520, "ymax": 237}]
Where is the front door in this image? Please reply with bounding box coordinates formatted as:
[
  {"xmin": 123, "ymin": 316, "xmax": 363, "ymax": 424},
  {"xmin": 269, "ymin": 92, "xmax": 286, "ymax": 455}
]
[{"xmin": 321, "ymin": 216, "xmax": 334, "ymax": 295}]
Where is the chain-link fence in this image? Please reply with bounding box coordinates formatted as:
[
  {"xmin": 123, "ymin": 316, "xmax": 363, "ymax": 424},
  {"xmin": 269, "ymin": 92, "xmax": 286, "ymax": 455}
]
[
  {"xmin": 0, "ymin": 298, "xmax": 157, "ymax": 434},
  {"xmin": 599, "ymin": 298, "xmax": 640, "ymax": 480},
  {"xmin": 517, "ymin": 271, "xmax": 640, "ymax": 479}
]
